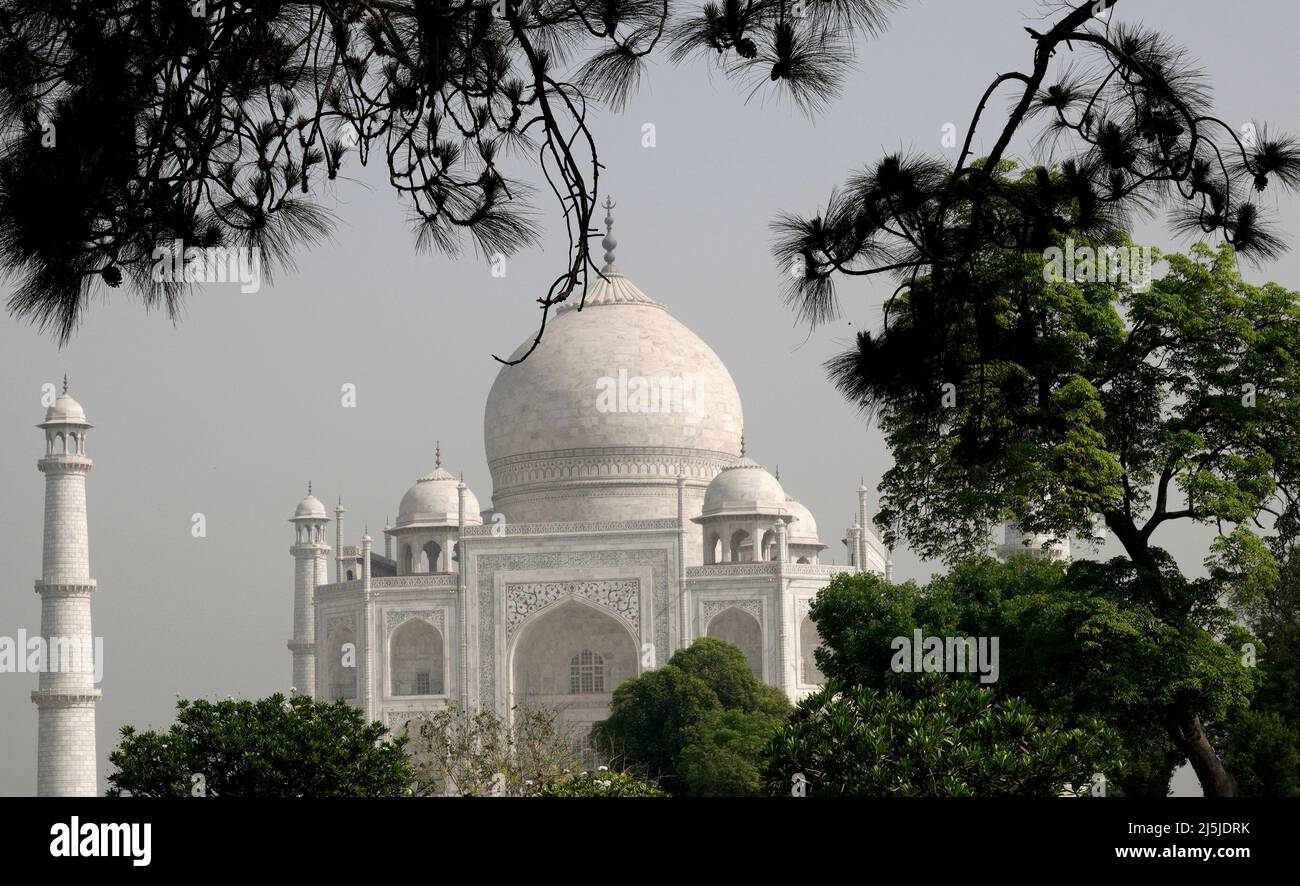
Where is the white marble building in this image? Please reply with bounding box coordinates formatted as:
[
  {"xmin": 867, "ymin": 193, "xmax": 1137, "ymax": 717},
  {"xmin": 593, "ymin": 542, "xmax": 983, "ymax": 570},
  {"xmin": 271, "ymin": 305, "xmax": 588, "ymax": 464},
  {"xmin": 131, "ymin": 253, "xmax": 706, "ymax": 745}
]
[{"xmin": 290, "ymin": 206, "xmax": 891, "ymax": 737}]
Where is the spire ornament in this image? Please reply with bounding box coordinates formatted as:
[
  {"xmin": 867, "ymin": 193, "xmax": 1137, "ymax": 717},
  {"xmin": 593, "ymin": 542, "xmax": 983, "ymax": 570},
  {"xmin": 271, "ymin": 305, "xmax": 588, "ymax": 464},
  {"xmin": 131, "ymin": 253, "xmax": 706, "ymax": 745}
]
[
  {"xmin": 601, "ymin": 196, "xmax": 618, "ymax": 274},
  {"xmin": 62, "ymin": 374, "xmax": 68, "ymax": 394},
  {"xmin": 435, "ymin": 440, "xmax": 442, "ymax": 469}
]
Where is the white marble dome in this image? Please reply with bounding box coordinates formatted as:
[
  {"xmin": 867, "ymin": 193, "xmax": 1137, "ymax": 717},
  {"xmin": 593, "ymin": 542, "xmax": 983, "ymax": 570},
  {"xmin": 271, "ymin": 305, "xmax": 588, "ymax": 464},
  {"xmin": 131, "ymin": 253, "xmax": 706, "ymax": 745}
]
[
  {"xmin": 294, "ymin": 494, "xmax": 327, "ymax": 519},
  {"xmin": 483, "ymin": 261, "xmax": 744, "ymax": 528},
  {"xmin": 397, "ymin": 466, "xmax": 483, "ymax": 528},
  {"xmin": 784, "ymin": 497, "xmax": 820, "ymax": 543},
  {"xmin": 485, "ymin": 274, "xmax": 743, "ymax": 464},
  {"xmin": 42, "ymin": 391, "xmax": 89, "ymax": 426},
  {"xmin": 702, "ymin": 457, "xmax": 787, "ymax": 517}
]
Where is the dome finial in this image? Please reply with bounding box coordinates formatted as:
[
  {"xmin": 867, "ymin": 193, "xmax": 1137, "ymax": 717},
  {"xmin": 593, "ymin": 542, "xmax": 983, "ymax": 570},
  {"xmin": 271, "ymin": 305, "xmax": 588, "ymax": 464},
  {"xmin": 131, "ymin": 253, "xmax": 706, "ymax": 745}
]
[
  {"xmin": 62, "ymin": 374, "xmax": 68, "ymax": 394},
  {"xmin": 601, "ymin": 196, "xmax": 619, "ymax": 273},
  {"xmin": 307, "ymin": 480, "xmax": 312, "ymax": 496},
  {"xmin": 740, "ymin": 429, "xmax": 746, "ymax": 458},
  {"xmin": 435, "ymin": 440, "xmax": 442, "ymax": 469},
  {"xmin": 774, "ymin": 464, "xmax": 780, "ymax": 480}
]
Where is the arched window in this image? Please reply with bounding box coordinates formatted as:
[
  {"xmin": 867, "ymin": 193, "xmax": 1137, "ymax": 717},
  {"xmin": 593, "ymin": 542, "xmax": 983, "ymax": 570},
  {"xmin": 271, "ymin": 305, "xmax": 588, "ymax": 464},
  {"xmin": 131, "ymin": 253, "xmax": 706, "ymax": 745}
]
[
  {"xmin": 390, "ymin": 618, "xmax": 444, "ymax": 696},
  {"xmin": 761, "ymin": 529, "xmax": 777, "ymax": 561},
  {"xmin": 705, "ymin": 532, "xmax": 721, "ymax": 565},
  {"xmin": 730, "ymin": 529, "xmax": 752, "ymax": 563},
  {"xmin": 422, "ymin": 540, "xmax": 441, "ymax": 573},
  {"xmin": 327, "ymin": 625, "xmax": 358, "ymax": 702},
  {"xmin": 346, "ymin": 569, "xmax": 354, "ymax": 581},
  {"xmin": 569, "ymin": 649, "xmax": 605, "ymax": 694},
  {"xmin": 707, "ymin": 606, "xmax": 763, "ymax": 679}
]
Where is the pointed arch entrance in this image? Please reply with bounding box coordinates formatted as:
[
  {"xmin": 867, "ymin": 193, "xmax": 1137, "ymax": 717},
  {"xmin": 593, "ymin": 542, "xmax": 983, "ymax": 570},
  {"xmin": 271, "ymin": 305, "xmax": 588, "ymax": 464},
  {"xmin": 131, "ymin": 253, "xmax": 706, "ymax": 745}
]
[
  {"xmin": 509, "ymin": 599, "xmax": 639, "ymax": 738},
  {"xmin": 706, "ymin": 606, "xmax": 763, "ymax": 679}
]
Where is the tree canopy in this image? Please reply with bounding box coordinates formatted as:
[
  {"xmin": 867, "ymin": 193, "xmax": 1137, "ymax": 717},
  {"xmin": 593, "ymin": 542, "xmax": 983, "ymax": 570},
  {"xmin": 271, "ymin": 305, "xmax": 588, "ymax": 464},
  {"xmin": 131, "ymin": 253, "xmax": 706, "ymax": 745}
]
[
  {"xmin": 765, "ymin": 676, "xmax": 1122, "ymax": 797},
  {"xmin": 594, "ymin": 636, "xmax": 790, "ymax": 795},
  {"xmin": 805, "ymin": 232, "xmax": 1298, "ymax": 795},
  {"xmin": 806, "ymin": 558, "xmax": 1257, "ymax": 796},
  {"xmin": 105, "ymin": 692, "xmax": 414, "ymax": 797}
]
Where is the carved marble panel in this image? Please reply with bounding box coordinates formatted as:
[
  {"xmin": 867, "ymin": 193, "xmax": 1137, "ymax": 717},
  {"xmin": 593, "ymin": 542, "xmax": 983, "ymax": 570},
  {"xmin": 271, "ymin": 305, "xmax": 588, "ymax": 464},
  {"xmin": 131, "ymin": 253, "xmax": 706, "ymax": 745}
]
[{"xmin": 504, "ymin": 579, "xmax": 640, "ymax": 637}]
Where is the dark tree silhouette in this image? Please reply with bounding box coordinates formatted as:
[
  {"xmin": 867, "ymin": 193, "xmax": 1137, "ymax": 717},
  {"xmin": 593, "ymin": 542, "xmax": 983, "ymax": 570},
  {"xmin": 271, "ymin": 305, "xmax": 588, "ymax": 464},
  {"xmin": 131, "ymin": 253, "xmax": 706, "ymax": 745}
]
[
  {"xmin": 0, "ymin": 0, "xmax": 898, "ymax": 354},
  {"xmin": 773, "ymin": 0, "xmax": 1300, "ymax": 797}
]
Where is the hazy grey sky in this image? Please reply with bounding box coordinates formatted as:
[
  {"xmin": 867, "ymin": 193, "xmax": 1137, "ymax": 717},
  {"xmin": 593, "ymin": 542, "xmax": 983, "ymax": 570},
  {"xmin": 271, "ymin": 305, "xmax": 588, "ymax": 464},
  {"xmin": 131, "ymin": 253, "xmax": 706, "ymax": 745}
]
[{"xmin": 2, "ymin": 0, "xmax": 1296, "ymax": 796}]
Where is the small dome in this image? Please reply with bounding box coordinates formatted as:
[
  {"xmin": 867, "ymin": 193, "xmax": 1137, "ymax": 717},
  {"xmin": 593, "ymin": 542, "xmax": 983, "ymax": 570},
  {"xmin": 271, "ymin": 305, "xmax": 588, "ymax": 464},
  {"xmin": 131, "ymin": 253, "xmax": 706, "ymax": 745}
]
[
  {"xmin": 41, "ymin": 391, "xmax": 89, "ymax": 426},
  {"xmin": 396, "ymin": 466, "xmax": 484, "ymax": 528},
  {"xmin": 294, "ymin": 495, "xmax": 327, "ymax": 519},
  {"xmin": 784, "ymin": 497, "xmax": 820, "ymax": 543},
  {"xmin": 702, "ymin": 457, "xmax": 787, "ymax": 517}
]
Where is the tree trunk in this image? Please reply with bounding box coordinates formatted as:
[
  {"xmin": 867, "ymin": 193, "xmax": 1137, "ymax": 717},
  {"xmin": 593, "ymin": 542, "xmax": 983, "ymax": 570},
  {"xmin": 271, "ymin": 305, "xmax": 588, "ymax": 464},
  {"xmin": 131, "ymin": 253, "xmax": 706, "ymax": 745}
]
[
  {"xmin": 1106, "ymin": 511, "xmax": 1237, "ymax": 797},
  {"xmin": 1167, "ymin": 707, "xmax": 1237, "ymax": 797}
]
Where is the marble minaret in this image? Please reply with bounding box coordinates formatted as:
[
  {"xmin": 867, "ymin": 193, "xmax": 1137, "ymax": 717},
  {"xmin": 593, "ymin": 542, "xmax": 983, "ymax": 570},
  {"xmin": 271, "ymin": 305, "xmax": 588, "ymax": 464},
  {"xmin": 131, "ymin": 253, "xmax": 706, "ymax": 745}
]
[
  {"xmin": 33, "ymin": 378, "xmax": 101, "ymax": 796},
  {"xmin": 288, "ymin": 485, "xmax": 329, "ymax": 695}
]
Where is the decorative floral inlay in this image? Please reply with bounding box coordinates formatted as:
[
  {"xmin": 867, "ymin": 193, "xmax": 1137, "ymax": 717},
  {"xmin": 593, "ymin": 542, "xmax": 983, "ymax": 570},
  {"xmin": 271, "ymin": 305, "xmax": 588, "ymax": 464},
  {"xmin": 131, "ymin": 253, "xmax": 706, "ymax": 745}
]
[
  {"xmin": 701, "ymin": 598, "xmax": 763, "ymax": 627},
  {"xmin": 504, "ymin": 579, "xmax": 640, "ymax": 637},
  {"xmin": 386, "ymin": 609, "xmax": 445, "ymax": 635},
  {"xmin": 325, "ymin": 613, "xmax": 356, "ymax": 636}
]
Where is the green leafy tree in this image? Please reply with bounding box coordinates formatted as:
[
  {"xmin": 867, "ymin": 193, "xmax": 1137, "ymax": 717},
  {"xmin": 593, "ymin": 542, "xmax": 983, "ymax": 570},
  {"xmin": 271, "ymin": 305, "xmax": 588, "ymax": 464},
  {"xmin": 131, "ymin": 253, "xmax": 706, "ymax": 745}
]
[
  {"xmin": 764, "ymin": 677, "xmax": 1122, "ymax": 797},
  {"xmin": 1219, "ymin": 710, "xmax": 1300, "ymax": 798},
  {"xmin": 106, "ymin": 693, "xmax": 413, "ymax": 797},
  {"xmin": 1217, "ymin": 537, "xmax": 1300, "ymax": 795},
  {"xmin": 593, "ymin": 662, "xmax": 721, "ymax": 790},
  {"xmin": 791, "ymin": 239, "xmax": 1297, "ymax": 796},
  {"xmin": 678, "ymin": 709, "xmax": 780, "ymax": 797},
  {"xmin": 661, "ymin": 635, "xmax": 791, "ymax": 718},
  {"xmin": 807, "ymin": 558, "xmax": 1256, "ymax": 796},
  {"xmin": 594, "ymin": 637, "xmax": 791, "ymax": 794}
]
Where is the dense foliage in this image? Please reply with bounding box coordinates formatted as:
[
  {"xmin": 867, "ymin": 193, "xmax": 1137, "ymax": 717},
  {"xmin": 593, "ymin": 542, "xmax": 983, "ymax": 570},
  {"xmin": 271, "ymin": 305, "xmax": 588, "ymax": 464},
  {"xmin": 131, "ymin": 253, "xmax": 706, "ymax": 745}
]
[
  {"xmin": 805, "ymin": 558, "xmax": 1257, "ymax": 796},
  {"xmin": 801, "ymin": 238, "xmax": 1300, "ymax": 796},
  {"xmin": 106, "ymin": 693, "xmax": 414, "ymax": 797},
  {"xmin": 1218, "ymin": 537, "xmax": 1300, "ymax": 796},
  {"xmin": 594, "ymin": 637, "xmax": 790, "ymax": 795},
  {"xmin": 765, "ymin": 677, "xmax": 1122, "ymax": 797}
]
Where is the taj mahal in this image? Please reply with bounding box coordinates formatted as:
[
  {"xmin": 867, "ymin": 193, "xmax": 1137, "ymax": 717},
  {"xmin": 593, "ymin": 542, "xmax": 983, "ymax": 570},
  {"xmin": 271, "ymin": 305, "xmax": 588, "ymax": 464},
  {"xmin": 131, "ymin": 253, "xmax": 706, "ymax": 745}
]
[
  {"xmin": 26, "ymin": 206, "xmax": 1068, "ymax": 794},
  {"xmin": 287, "ymin": 206, "xmax": 893, "ymax": 741}
]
